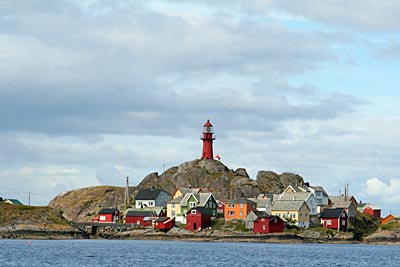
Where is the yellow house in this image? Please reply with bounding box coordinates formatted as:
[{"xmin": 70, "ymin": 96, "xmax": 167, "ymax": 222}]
[
  {"xmin": 167, "ymin": 197, "xmax": 182, "ymax": 220},
  {"xmin": 271, "ymin": 200, "xmax": 310, "ymax": 228}
]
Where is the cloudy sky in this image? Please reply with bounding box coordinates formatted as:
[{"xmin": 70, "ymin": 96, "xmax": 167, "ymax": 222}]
[{"xmin": 1, "ymin": 0, "xmax": 399, "ymax": 215}]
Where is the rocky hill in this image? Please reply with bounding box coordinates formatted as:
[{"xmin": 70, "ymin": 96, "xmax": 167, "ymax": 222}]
[
  {"xmin": 49, "ymin": 159, "xmax": 303, "ymax": 222},
  {"xmin": 49, "ymin": 185, "xmax": 135, "ymax": 222},
  {"xmin": 135, "ymin": 159, "xmax": 304, "ymax": 200}
]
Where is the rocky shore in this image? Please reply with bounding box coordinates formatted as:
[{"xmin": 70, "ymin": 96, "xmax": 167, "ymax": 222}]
[{"xmin": 2, "ymin": 223, "xmax": 400, "ymax": 245}]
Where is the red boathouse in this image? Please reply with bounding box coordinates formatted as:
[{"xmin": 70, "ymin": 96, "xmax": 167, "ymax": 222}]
[
  {"xmin": 320, "ymin": 208, "xmax": 348, "ymax": 231},
  {"xmin": 201, "ymin": 120, "xmax": 215, "ymax": 159},
  {"xmin": 154, "ymin": 217, "xmax": 175, "ymax": 232},
  {"xmin": 186, "ymin": 207, "xmax": 212, "ymax": 231}
]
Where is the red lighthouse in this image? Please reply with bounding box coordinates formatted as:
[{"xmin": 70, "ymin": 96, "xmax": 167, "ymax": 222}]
[{"xmin": 201, "ymin": 119, "xmax": 215, "ymax": 159}]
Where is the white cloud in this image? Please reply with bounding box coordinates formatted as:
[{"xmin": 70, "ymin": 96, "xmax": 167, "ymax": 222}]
[{"xmin": 366, "ymin": 178, "xmax": 400, "ymax": 203}]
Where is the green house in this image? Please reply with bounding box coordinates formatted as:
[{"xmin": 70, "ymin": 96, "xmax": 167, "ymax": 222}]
[{"xmin": 178, "ymin": 192, "xmax": 218, "ymax": 224}]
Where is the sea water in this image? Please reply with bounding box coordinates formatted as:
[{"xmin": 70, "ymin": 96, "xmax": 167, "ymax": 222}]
[{"xmin": 0, "ymin": 239, "xmax": 399, "ymax": 266}]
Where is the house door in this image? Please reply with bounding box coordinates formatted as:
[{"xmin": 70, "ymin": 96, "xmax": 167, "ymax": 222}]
[{"xmin": 193, "ymin": 223, "xmax": 197, "ymax": 230}]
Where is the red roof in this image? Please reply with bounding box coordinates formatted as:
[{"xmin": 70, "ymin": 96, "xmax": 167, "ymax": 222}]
[{"xmin": 203, "ymin": 120, "xmax": 213, "ymax": 127}]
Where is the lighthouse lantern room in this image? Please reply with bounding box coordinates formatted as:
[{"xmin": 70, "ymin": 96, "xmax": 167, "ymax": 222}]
[{"xmin": 201, "ymin": 119, "xmax": 215, "ymax": 159}]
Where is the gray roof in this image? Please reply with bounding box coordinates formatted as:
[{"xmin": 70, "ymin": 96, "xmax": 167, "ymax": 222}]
[
  {"xmin": 329, "ymin": 196, "xmax": 354, "ymax": 208},
  {"xmin": 179, "ymin": 192, "xmax": 215, "ymax": 207},
  {"xmin": 135, "ymin": 188, "xmax": 171, "ymax": 200},
  {"xmin": 229, "ymin": 196, "xmax": 256, "ymax": 205},
  {"xmin": 168, "ymin": 196, "xmax": 183, "ymax": 204},
  {"xmin": 309, "ymin": 186, "xmax": 329, "ymax": 197},
  {"xmin": 271, "ymin": 200, "xmax": 308, "ymax": 211},
  {"xmin": 126, "ymin": 210, "xmax": 155, "ymax": 217},
  {"xmin": 252, "ymin": 210, "xmax": 271, "ymax": 219},
  {"xmin": 279, "ymin": 192, "xmax": 312, "ymax": 201}
]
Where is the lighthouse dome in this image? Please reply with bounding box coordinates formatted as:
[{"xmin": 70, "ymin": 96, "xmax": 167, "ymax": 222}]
[{"xmin": 203, "ymin": 120, "xmax": 213, "ymax": 127}]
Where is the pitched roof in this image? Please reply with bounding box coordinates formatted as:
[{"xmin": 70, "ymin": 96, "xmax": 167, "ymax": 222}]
[
  {"xmin": 179, "ymin": 192, "xmax": 215, "ymax": 207},
  {"xmin": 279, "ymin": 192, "xmax": 312, "ymax": 201},
  {"xmin": 229, "ymin": 196, "xmax": 256, "ymax": 205},
  {"xmin": 180, "ymin": 192, "xmax": 199, "ymax": 206},
  {"xmin": 320, "ymin": 208, "xmax": 346, "ymax": 218},
  {"xmin": 271, "ymin": 200, "xmax": 308, "ymax": 211},
  {"xmin": 380, "ymin": 214, "xmax": 396, "ymax": 225},
  {"xmin": 126, "ymin": 210, "xmax": 155, "ymax": 217},
  {"xmin": 198, "ymin": 193, "xmax": 215, "ymax": 206},
  {"xmin": 177, "ymin": 188, "xmax": 201, "ymax": 195},
  {"xmin": 309, "ymin": 186, "xmax": 329, "ymax": 197},
  {"xmin": 168, "ymin": 196, "xmax": 183, "ymax": 204},
  {"xmin": 187, "ymin": 207, "xmax": 213, "ymax": 215},
  {"xmin": 252, "ymin": 210, "xmax": 271, "ymax": 219},
  {"xmin": 98, "ymin": 208, "xmax": 119, "ymax": 214},
  {"xmin": 329, "ymin": 196, "xmax": 354, "ymax": 208},
  {"xmin": 5, "ymin": 199, "xmax": 23, "ymax": 205},
  {"xmin": 135, "ymin": 188, "xmax": 170, "ymax": 200}
]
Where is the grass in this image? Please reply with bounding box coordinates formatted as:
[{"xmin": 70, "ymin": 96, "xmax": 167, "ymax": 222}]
[
  {"xmin": 381, "ymin": 221, "xmax": 400, "ymax": 231},
  {"xmin": 0, "ymin": 203, "xmax": 69, "ymax": 226}
]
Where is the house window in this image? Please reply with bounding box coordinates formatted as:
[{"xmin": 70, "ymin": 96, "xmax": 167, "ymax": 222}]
[
  {"xmin": 240, "ymin": 204, "xmax": 243, "ymax": 208},
  {"xmin": 240, "ymin": 211, "xmax": 243, "ymax": 216},
  {"xmin": 261, "ymin": 218, "xmax": 265, "ymax": 222},
  {"xmin": 228, "ymin": 211, "xmax": 235, "ymax": 216},
  {"xmin": 149, "ymin": 201, "xmax": 153, "ymax": 206},
  {"xmin": 171, "ymin": 211, "xmax": 175, "ymax": 216},
  {"xmin": 212, "ymin": 210, "xmax": 216, "ymax": 216},
  {"xmin": 190, "ymin": 202, "xmax": 196, "ymax": 207},
  {"xmin": 342, "ymin": 220, "xmax": 346, "ymax": 226},
  {"xmin": 191, "ymin": 210, "xmax": 196, "ymax": 214},
  {"xmin": 263, "ymin": 225, "xmax": 266, "ymax": 230},
  {"xmin": 213, "ymin": 203, "xmax": 216, "ymax": 208},
  {"xmin": 291, "ymin": 214, "xmax": 296, "ymax": 219},
  {"xmin": 228, "ymin": 204, "xmax": 235, "ymax": 208},
  {"xmin": 327, "ymin": 220, "xmax": 332, "ymax": 225},
  {"xmin": 172, "ymin": 204, "xmax": 175, "ymax": 208},
  {"xmin": 138, "ymin": 202, "xmax": 142, "ymax": 206},
  {"xmin": 137, "ymin": 221, "xmax": 140, "ymax": 225},
  {"xmin": 274, "ymin": 218, "xmax": 278, "ymax": 223},
  {"xmin": 99, "ymin": 215, "xmax": 106, "ymax": 221}
]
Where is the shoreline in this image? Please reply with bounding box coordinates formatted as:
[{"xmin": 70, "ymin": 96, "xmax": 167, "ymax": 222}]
[
  {"xmin": 3, "ymin": 229, "xmax": 398, "ymax": 245},
  {"xmin": 1, "ymin": 225, "xmax": 399, "ymax": 245}
]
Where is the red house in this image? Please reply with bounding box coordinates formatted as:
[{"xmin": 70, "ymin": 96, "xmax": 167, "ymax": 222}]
[
  {"xmin": 154, "ymin": 217, "xmax": 175, "ymax": 232},
  {"xmin": 186, "ymin": 207, "xmax": 212, "ymax": 231},
  {"xmin": 363, "ymin": 205, "xmax": 381, "ymax": 219},
  {"xmin": 217, "ymin": 200, "xmax": 226, "ymax": 216},
  {"xmin": 125, "ymin": 210, "xmax": 157, "ymax": 226},
  {"xmin": 246, "ymin": 210, "xmax": 285, "ymax": 234},
  {"xmin": 320, "ymin": 208, "xmax": 348, "ymax": 231},
  {"xmin": 93, "ymin": 208, "xmax": 120, "ymax": 223}
]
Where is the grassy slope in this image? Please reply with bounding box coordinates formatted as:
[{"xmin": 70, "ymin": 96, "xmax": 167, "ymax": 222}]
[{"xmin": 0, "ymin": 203, "xmax": 73, "ymax": 231}]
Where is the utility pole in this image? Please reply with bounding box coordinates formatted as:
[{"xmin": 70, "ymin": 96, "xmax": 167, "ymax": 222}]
[
  {"xmin": 125, "ymin": 176, "xmax": 129, "ymax": 211},
  {"xmin": 28, "ymin": 192, "xmax": 31, "ymax": 206}
]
